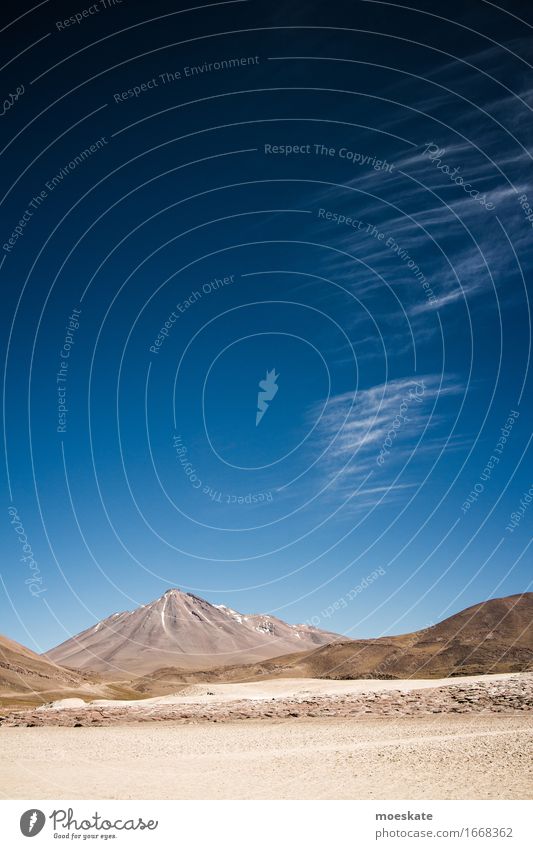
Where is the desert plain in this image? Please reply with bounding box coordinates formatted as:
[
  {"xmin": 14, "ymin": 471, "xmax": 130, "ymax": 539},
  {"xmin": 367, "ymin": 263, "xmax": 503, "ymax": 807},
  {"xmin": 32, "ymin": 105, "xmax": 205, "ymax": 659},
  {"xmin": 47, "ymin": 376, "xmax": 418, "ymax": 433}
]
[
  {"xmin": 1, "ymin": 672, "xmax": 531, "ymax": 800},
  {"xmin": 1, "ymin": 592, "xmax": 532, "ymax": 799}
]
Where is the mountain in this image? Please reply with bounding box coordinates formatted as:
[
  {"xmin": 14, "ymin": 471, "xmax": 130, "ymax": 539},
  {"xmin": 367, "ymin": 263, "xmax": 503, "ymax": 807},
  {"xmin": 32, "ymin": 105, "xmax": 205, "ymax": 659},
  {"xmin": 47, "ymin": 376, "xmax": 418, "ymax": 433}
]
[
  {"xmin": 45, "ymin": 588, "xmax": 343, "ymax": 675},
  {"xmin": 3, "ymin": 593, "xmax": 531, "ymax": 704},
  {"xmin": 191, "ymin": 592, "xmax": 532, "ymax": 681}
]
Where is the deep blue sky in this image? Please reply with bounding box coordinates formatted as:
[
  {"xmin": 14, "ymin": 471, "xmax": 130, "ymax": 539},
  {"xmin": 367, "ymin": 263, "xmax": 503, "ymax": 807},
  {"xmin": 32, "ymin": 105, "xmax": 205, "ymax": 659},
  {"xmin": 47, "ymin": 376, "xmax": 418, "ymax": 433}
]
[{"xmin": 1, "ymin": 0, "xmax": 531, "ymax": 653}]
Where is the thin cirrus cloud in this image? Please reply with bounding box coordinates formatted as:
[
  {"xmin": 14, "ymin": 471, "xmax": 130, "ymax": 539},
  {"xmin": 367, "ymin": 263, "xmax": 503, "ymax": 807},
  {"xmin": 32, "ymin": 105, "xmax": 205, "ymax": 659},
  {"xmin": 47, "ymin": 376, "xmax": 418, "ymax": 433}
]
[
  {"xmin": 310, "ymin": 144, "xmax": 524, "ymax": 319},
  {"xmin": 308, "ymin": 374, "xmax": 465, "ymax": 505},
  {"xmin": 304, "ymin": 41, "xmax": 532, "ymax": 322}
]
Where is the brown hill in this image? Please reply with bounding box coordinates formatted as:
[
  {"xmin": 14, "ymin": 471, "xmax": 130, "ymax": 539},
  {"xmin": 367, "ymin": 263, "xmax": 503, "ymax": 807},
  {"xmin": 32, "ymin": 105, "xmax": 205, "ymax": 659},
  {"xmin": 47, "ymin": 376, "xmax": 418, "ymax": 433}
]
[
  {"xmin": 131, "ymin": 592, "xmax": 533, "ymax": 686},
  {"xmin": 0, "ymin": 633, "xmax": 92, "ymax": 707},
  {"xmin": 45, "ymin": 588, "xmax": 343, "ymax": 675},
  {"xmin": 6, "ymin": 593, "xmax": 531, "ymax": 703},
  {"xmin": 0, "ymin": 634, "xmax": 146, "ymax": 708}
]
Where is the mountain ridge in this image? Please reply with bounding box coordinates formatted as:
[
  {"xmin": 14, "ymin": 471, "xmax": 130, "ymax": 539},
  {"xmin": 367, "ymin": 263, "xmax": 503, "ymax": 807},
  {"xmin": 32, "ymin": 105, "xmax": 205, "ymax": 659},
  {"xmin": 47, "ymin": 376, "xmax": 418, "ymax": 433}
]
[
  {"xmin": 123, "ymin": 592, "xmax": 533, "ymax": 687},
  {"xmin": 2, "ymin": 592, "xmax": 531, "ymax": 705},
  {"xmin": 45, "ymin": 587, "xmax": 343, "ymax": 674}
]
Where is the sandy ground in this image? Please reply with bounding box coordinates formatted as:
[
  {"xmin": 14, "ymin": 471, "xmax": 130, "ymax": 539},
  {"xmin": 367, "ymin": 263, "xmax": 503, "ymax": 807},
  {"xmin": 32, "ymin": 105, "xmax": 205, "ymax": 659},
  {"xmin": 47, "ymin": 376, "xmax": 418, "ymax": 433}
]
[
  {"xmin": 1, "ymin": 715, "xmax": 531, "ymax": 800},
  {"xmin": 41, "ymin": 671, "xmax": 523, "ymax": 710},
  {"xmin": 2, "ymin": 674, "xmax": 531, "ymax": 800},
  {"xmin": 95, "ymin": 673, "xmax": 520, "ymax": 706}
]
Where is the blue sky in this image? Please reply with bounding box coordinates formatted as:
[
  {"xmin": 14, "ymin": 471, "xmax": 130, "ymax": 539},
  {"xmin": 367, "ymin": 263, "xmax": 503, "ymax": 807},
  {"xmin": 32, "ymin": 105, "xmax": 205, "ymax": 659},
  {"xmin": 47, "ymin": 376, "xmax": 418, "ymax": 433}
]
[{"xmin": 1, "ymin": 0, "xmax": 532, "ymax": 652}]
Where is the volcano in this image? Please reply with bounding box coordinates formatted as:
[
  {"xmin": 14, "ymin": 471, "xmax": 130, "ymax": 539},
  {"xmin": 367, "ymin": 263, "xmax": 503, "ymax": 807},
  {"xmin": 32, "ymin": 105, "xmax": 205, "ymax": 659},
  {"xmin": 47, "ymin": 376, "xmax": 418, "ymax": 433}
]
[{"xmin": 45, "ymin": 588, "xmax": 343, "ymax": 675}]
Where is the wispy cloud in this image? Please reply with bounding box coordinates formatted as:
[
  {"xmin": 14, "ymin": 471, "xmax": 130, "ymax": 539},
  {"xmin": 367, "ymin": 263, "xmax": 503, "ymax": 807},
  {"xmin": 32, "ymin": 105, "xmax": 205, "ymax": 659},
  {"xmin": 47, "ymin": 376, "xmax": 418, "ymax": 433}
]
[
  {"xmin": 303, "ymin": 42, "xmax": 533, "ymax": 325},
  {"xmin": 308, "ymin": 375, "xmax": 465, "ymax": 506}
]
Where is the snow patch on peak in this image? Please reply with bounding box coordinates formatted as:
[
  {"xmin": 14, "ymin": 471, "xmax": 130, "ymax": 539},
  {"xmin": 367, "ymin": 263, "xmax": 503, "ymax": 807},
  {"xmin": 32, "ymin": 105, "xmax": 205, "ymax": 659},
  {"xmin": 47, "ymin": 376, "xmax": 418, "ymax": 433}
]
[
  {"xmin": 214, "ymin": 604, "xmax": 245, "ymax": 623},
  {"xmin": 163, "ymin": 588, "xmax": 182, "ymax": 598},
  {"xmin": 255, "ymin": 619, "xmax": 275, "ymax": 635}
]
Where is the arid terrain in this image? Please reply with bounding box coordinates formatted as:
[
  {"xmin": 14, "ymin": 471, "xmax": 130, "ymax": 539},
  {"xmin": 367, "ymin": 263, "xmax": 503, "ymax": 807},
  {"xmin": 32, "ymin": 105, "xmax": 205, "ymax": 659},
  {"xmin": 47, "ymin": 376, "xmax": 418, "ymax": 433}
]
[
  {"xmin": 1, "ymin": 671, "xmax": 532, "ymax": 726},
  {"xmin": 2, "ymin": 592, "xmax": 531, "ymax": 708},
  {"xmin": 1, "ymin": 674, "xmax": 531, "ymax": 799},
  {"xmin": 0, "ymin": 634, "xmax": 149, "ymax": 708},
  {"xmin": 1, "ymin": 592, "xmax": 531, "ymax": 800},
  {"xmin": 2, "ymin": 716, "xmax": 531, "ymax": 800}
]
